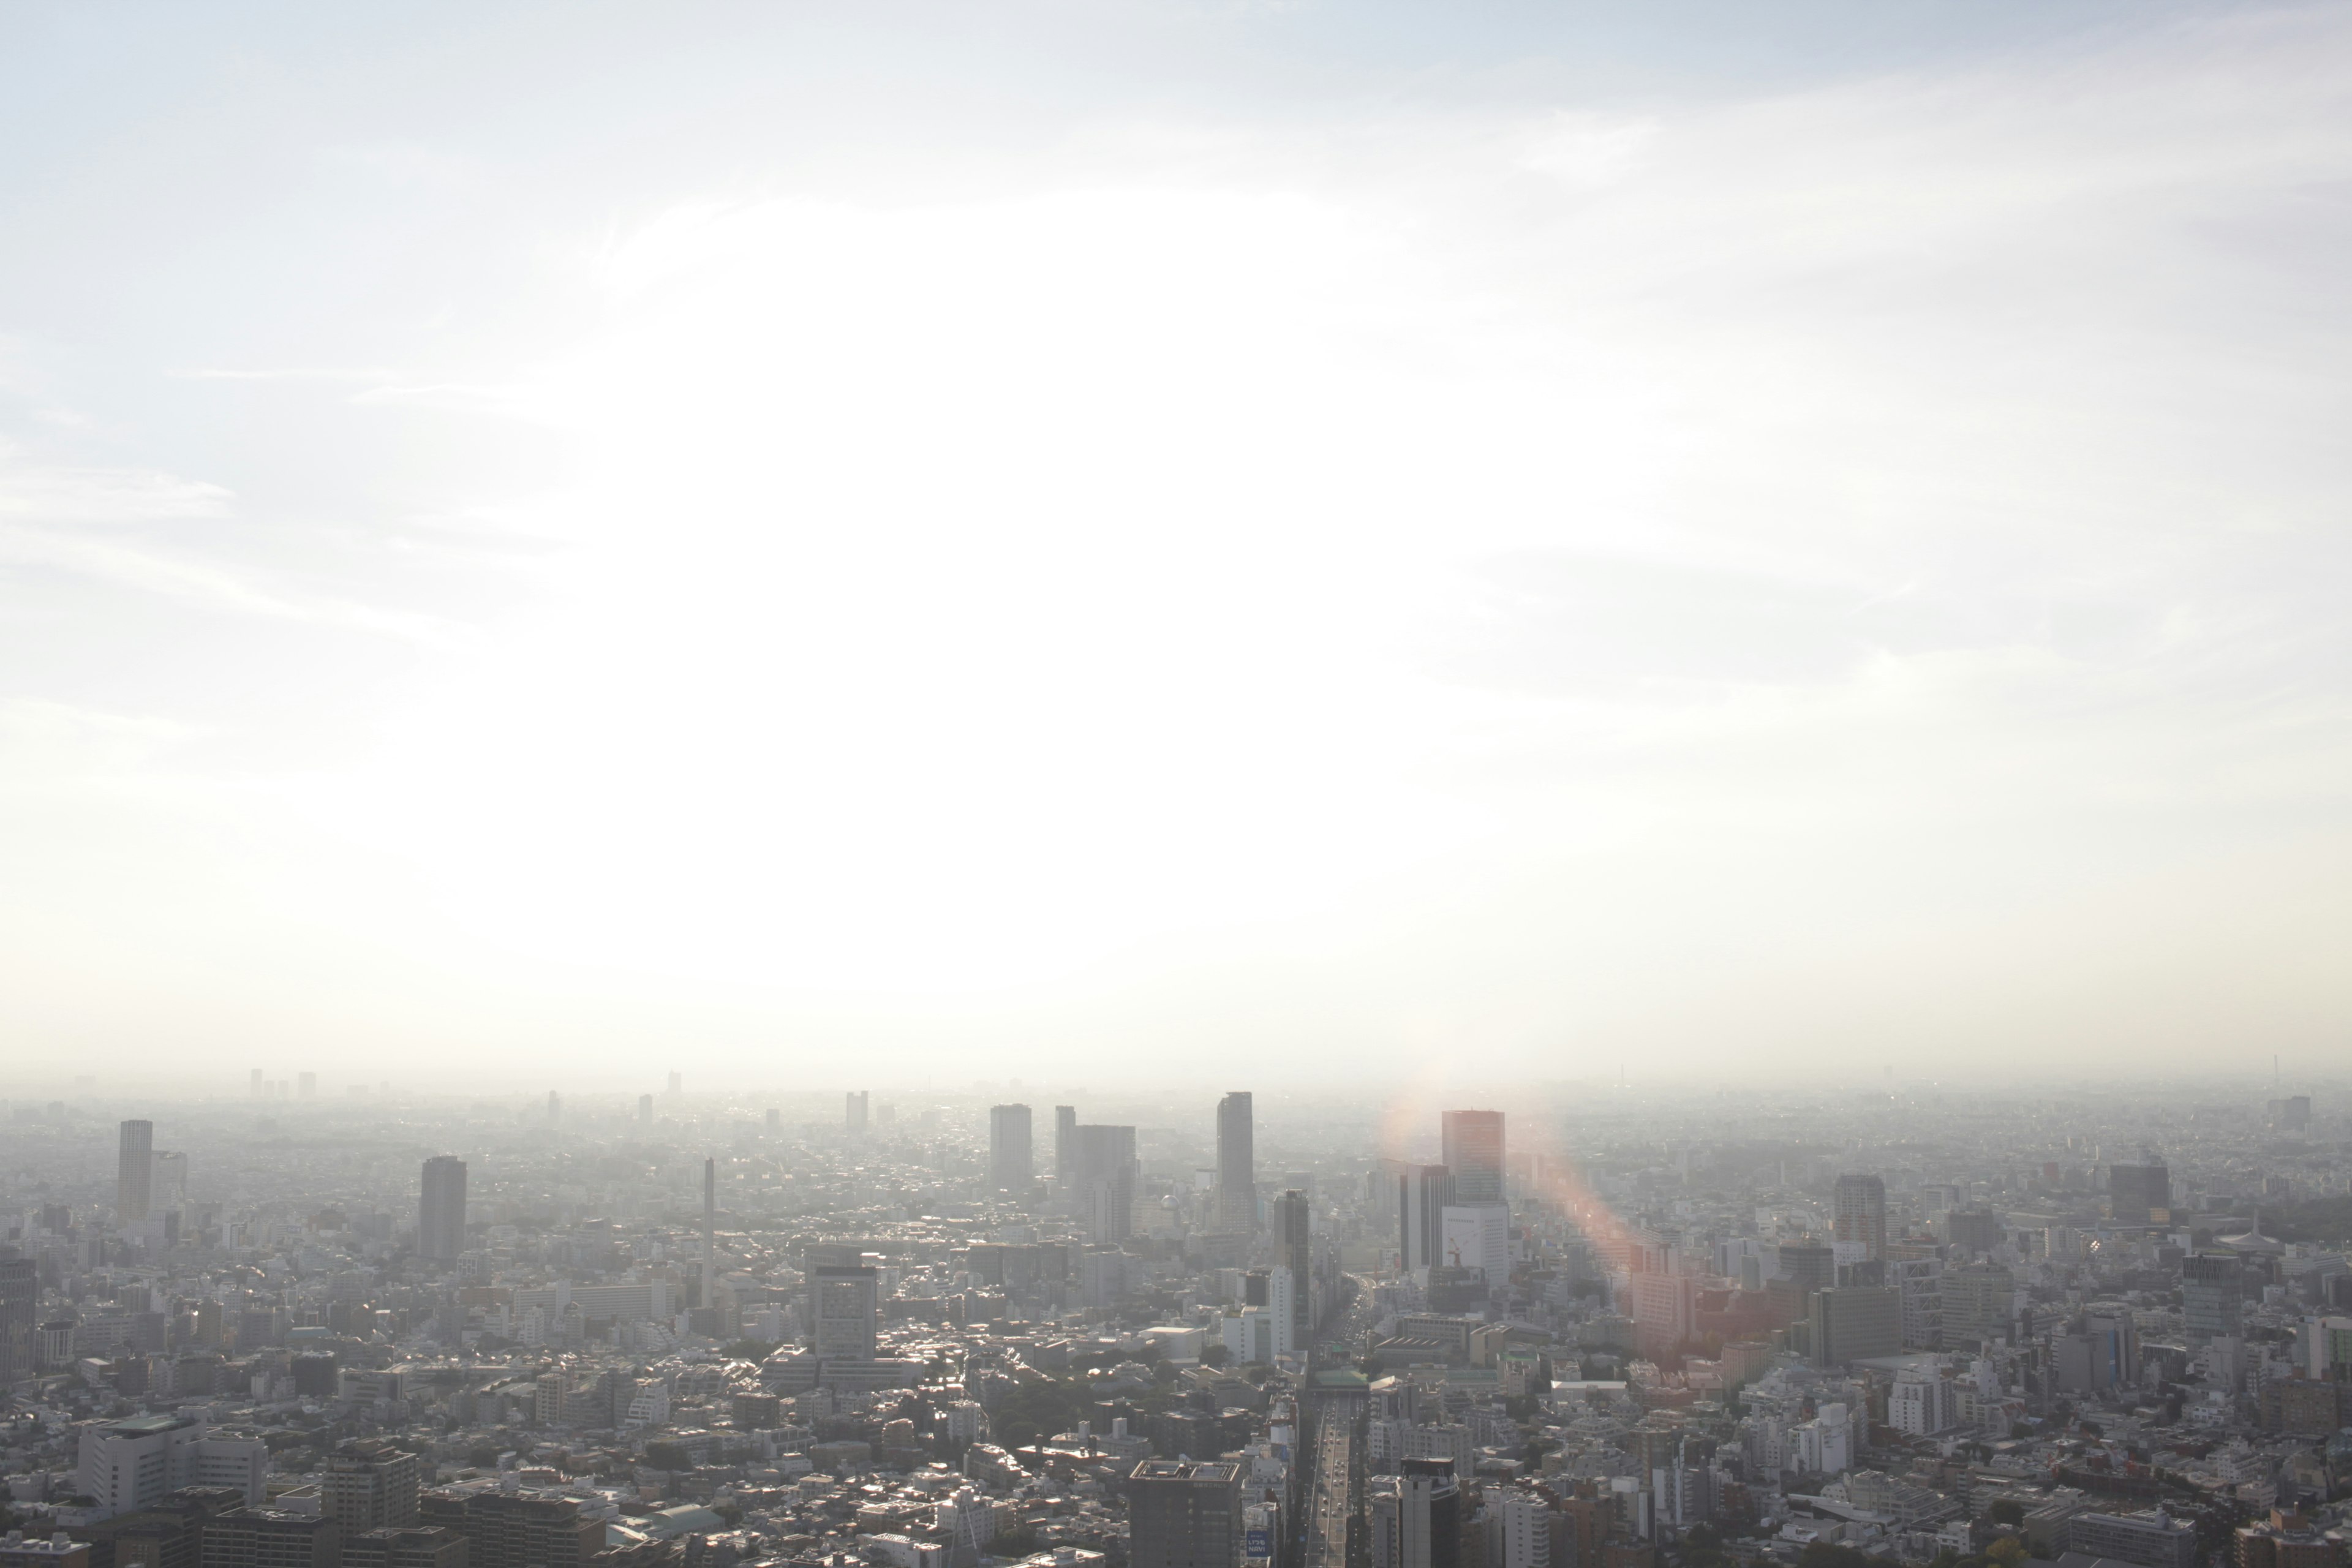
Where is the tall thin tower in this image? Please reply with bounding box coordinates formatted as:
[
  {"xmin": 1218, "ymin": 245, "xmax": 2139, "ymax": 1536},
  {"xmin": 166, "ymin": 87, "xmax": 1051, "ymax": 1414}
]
[
  {"xmin": 117, "ymin": 1120, "xmax": 154, "ymax": 1224},
  {"xmin": 1216, "ymin": 1091, "xmax": 1257, "ymax": 1232},
  {"xmin": 702, "ymin": 1156, "xmax": 717, "ymax": 1313}
]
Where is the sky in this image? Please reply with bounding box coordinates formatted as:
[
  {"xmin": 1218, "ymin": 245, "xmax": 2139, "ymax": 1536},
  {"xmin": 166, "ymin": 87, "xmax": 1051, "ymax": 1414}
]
[{"xmin": 2, "ymin": 1, "xmax": 2350, "ymax": 1091}]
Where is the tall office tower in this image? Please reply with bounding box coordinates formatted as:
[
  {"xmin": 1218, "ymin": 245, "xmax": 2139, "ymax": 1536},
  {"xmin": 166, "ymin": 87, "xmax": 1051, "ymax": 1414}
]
[
  {"xmin": 1399, "ymin": 1164, "xmax": 1453, "ymax": 1273},
  {"xmin": 1054, "ymin": 1106, "xmax": 1077, "ymax": 1185},
  {"xmin": 2182, "ymin": 1254, "xmax": 2242, "ymax": 1343},
  {"xmin": 1216, "ymin": 1091, "xmax": 1258, "ymax": 1232},
  {"xmin": 298, "ymin": 1072, "xmax": 316, "ymax": 1100},
  {"xmin": 1441, "ymin": 1110, "xmax": 1506, "ymax": 1204},
  {"xmin": 989, "ymin": 1104, "xmax": 1034, "ymax": 1191},
  {"xmin": 1072, "ymin": 1123, "xmax": 1139, "ymax": 1243},
  {"xmin": 0, "ymin": 1248, "xmax": 34, "ymax": 1385},
  {"xmin": 118, "ymin": 1120, "xmax": 155, "ymax": 1224},
  {"xmin": 1126, "ymin": 1460, "xmax": 1242, "ymax": 1568},
  {"xmin": 1368, "ymin": 1457, "xmax": 1463, "ymax": 1568},
  {"xmin": 807, "ymin": 1264, "xmax": 879, "ymax": 1360},
  {"xmin": 417, "ymin": 1157, "xmax": 467, "ymax": 1261},
  {"xmin": 638, "ymin": 1095, "xmax": 653, "ymax": 1125},
  {"xmin": 2110, "ymin": 1162, "xmax": 2171, "ymax": 1224},
  {"xmin": 701, "ymin": 1158, "xmax": 717, "ymax": 1313},
  {"xmin": 846, "ymin": 1091, "xmax": 869, "ymax": 1132},
  {"xmin": 1272, "ymin": 1189, "xmax": 1312, "ymax": 1340},
  {"xmin": 1831, "ymin": 1174, "xmax": 1888, "ymax": 1262},
  {"xmin": 545, "ymin": 1091, "xmax": 560, "ymax": 1124},
  {"xmin": 322, "ymin": 1444, "xmax": 421, "ymax": 1529},
  {"xmin": 249, "ymin": 1069, "xmax": 263, "ymax": 1099}
]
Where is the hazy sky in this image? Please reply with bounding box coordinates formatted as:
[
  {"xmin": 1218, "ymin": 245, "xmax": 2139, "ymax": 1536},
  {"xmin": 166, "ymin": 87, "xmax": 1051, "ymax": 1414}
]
[{"xmin": 4, "ymin": 1, "xmax": 2350, "ymax": 1089}]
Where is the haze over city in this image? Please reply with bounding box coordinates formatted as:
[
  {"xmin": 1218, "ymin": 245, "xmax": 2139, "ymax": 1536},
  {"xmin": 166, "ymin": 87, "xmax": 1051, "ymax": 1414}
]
[{"xmin": 6, "ymin": 1, "xmax": 2351, "ymax": 1083}]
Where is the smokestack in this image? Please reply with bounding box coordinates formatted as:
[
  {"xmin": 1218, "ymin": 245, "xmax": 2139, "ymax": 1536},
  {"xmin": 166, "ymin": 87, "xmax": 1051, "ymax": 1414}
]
[{"xmin": 703, "ymin": 1156, "xmax": 717, "ymax": 1316}]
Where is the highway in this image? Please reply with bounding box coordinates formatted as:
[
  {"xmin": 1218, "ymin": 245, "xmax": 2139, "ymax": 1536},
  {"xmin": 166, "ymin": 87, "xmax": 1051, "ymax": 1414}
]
[{"xmin": 1306, "ymin": 1406, "xmax": 1352, "ymax": 1568}]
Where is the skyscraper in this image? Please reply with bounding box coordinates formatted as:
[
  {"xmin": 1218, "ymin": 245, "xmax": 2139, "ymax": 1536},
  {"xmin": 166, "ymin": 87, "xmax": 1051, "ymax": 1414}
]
[
  {"xmin": 1400, "ymin": 1164, "xmax": 1453, "ymax": 1273},
  {"xmin": 637, "ymin": 1094, "xmax": 653, "ymax": 1124},
  {"xmin": 1368, "ymin": 1457, "xmax": 1463, "ymax": 1568},
  {"xmin": 808, "ymin": 1264, "xmax": 878, "ymax": 1361},
  {"xmin": 1440, "ymin": 1110, "xmax": 1505, "ymax": 1204},
  {"xmin": 0, "ymin": 1248, "xmax": 35, "ymax": 1386},
  {"xmin": 1054, "ymin": 1105, "xmax": 1077, "ymax": 1185},
  {"xmin": 1216, "ymin": 1091, "xmax": 1258, "ymax": 1232},
  {"xmin": 701, "ymin": 1157, "xmax": 717, "ymax": 1315},
  {"xmin": 989, "ymin": 1104, "xmax": 1033, "ymax": 1191},
  {"xmin": 1072, "ymin": 1123, "xmax": 1138, "ymax": 1244},
  {"xmin": 1832, "ymin": 1173, "xmax": 1888, "ymax": 1262},
  {"xmin": 846, "ymin": 1091, "xmax": 870, "ymax": 1133},
  {"xmin": 2110, "ymin": 1162, "xmax": 2171, "ymax": 1224},
  {"xmin": 118, "ymin": 1120, "xmax": 154, "ymax": 1224},
  {"xmin": 1272, "ymin": 1188, "xmax": 1312, "ymax": 1341},
  {"xmin": 418, "ymin": 1156, "xmax": 467, "ymax": 1261}
]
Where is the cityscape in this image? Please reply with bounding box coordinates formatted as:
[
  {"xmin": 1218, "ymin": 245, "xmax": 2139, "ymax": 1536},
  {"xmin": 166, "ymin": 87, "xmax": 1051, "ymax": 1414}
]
[
  {"xmin": 6, "ymin": 2, "xmax": 2351, "ymax": 1568},
  {"xmin": 6, "ymin": 1077, "xmax": 2352, "ymax": 1568}
]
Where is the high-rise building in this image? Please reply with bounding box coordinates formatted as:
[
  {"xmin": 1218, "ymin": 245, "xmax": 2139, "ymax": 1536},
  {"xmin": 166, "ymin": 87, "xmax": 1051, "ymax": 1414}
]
[
  {"xmin": 417, "ymin": 1158, "xmax": 467, "ymax": 1262},
  {"xmin": 1126, "ymin": 1460, "xmax": 1242, "ymax": 1568},
  {"xmin": 1399, "ymin": 1165, "xmax": 1453, "ymax": 1273},
  {"xmin": 1942, "ymin": 1262, "xmax": 2016, "ymax": 1349},
  {"xmin": 2110, "ymin": 1163, "xmax": 2171, "ymax": 1224},
  {"xmin": 700, "ymin": 1158, "xmax": 717, "ymax": 1317},
  {"xmin": 0, "ymin": 1248, "xmax": 35, "ymax": 1386},
  {"xmin": 1832, "ymin": 1174, "xmax": 1887, "ymax": 1262},
  {"xmin": 2182, "ymin": 1254, "xmax": 2243, "ymax": 1344},
  {"xmin": 1441, "ymin": 1110, "xmax": 1505, "ymax": 1205},
  {"xmin": 1053, "ymin": 1105, "xmax": 1077, "ymax": 1185},
  {"xmin": 1072, "ymin": 1123, "xmax": 1137, "ymax": 1244},
  {"xmin": 322, "ymin": 1446, "xmax": 420, "ymax": 1531},
  {"xmin": 1272, "ymin": 1189, "xmax": 1312, "ymax": 1341},
  {"xmin": 1808, "ymin": 1286, "xmax": 1902, "ymax": 1365},
  {"xmin": 1216, "ymin": 1092, "xmax": 1257, "ymax": 1232},
  {"xmin": 637, "ymin": 1095, "xmax": 653, "ymax": 1124},
  {"xmin": 545, "ymin": 1091, "xmax": 560, "ymax": 1125},
  {"xmin": 1943, "ymin": 1208, "xmax": 2003, "ymax": 1257},
  {"xmin": 845, "ymin": 1091, "xmax": 869, "ymax": 1133},
  {"xmin": 118, "ymin": 1120, "xmax": 155, "ymax": 1224},
  {"xmin": 1368, "ymin": 1457, "xmax": 1462, "ymax": 1568},
  {"xmin": 807, "ymin": 1264, "xmax": 878, "ymax": 1361},
  {"xmin": 989, "ymin": 1104, "xmax": 1033, "ymax": 1191}
]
